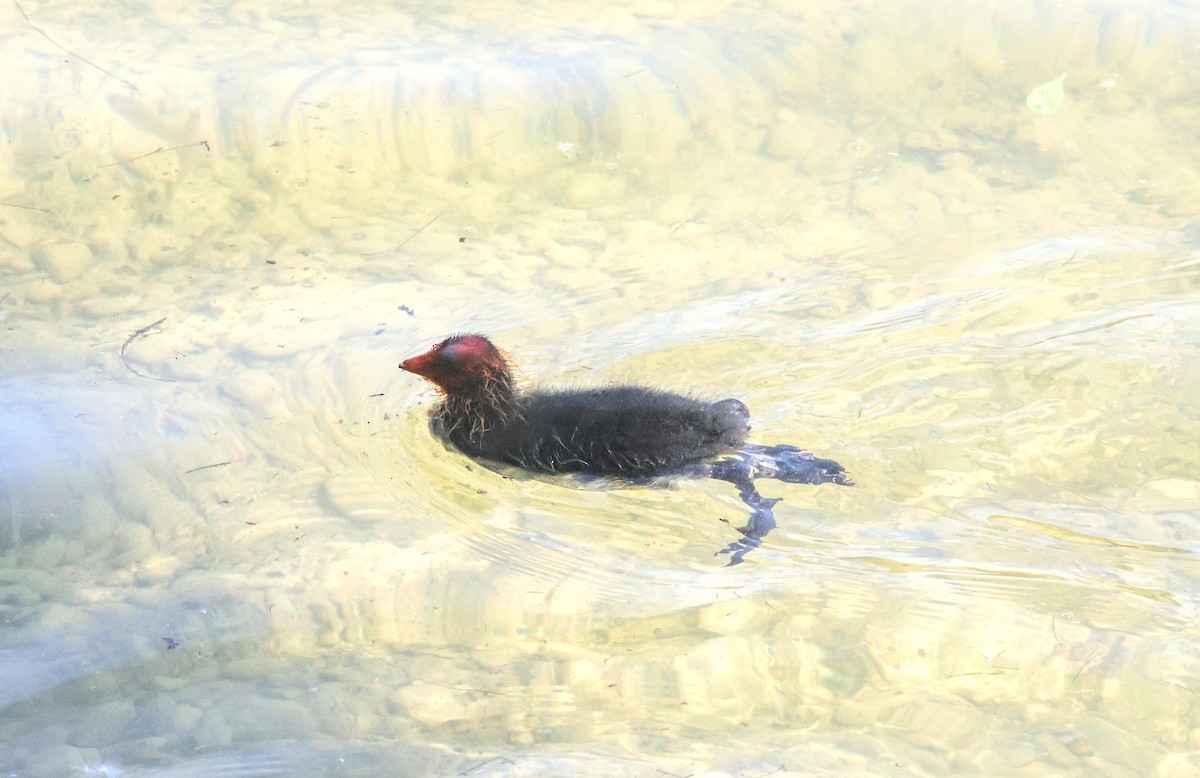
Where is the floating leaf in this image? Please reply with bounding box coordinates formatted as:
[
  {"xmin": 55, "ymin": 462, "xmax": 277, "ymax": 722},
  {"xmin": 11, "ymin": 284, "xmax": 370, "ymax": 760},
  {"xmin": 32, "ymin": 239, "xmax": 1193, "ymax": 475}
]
[{"xmin": 1026, "ymin": 73, "xmax": 1067, "ymax": 115}]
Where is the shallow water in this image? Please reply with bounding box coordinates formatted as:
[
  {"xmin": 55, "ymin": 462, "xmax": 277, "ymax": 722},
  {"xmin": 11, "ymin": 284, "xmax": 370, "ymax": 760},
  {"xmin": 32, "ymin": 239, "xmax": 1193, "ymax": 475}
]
[{"xmin": 2, "ymin": 0, "xmax": 1199, "ymax": 775}]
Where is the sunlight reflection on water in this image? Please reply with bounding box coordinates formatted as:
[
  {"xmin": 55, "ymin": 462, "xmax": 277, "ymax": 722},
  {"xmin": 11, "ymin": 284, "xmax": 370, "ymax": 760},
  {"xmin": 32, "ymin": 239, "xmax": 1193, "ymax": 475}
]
[{"xmin": 2, "ymin": 0, "xmax": 1200, "ymax": 776}]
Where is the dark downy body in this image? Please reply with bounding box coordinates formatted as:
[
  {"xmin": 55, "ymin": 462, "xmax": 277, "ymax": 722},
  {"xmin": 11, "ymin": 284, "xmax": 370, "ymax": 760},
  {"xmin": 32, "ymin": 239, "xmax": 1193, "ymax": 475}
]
[{"xmin": 445, "ymin": 386, "xmax": 752, "ymax": 478}]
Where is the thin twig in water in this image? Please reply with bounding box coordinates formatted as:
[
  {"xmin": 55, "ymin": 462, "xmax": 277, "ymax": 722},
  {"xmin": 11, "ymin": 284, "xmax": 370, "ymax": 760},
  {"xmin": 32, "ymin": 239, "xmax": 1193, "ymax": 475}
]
[
  {"xmin": 759, "ymin": 582, "xmax": 782, "ymax": 614},
  {"xmin": 183, "ymin": 461, "xmax": 232, "ymax": 475},
  {"xmin": 459, "ymin": 757, "xmax": 516, "ymax": 775},
  {"xmin": 120, "ymin": 317, "xmax": 175, "ymax": 382},
  {"xmin": 380, "ymin": 205, "xmax": 449, "ymax": 254},
  {"xmin": 99, "ymin": 140, "xmax": 211, "ymax": 169},
  {"xmin": 14, "ymin": 0, "xmax": 140, "ymax": 93},
  {"xmin": 1071, "ymin": 651, "xmax": 1103, "ymax": 685},
  {"xmin": 1063, "ymin": 487, "xmax": 1123, "ymax": 515},
  {"xmin": 411, "ymin": 677, "xmax": 510, "ymax": 696},
  {"xmin": 0, "ymin": 201, "xmax": 51, "ymax": 213},
  {"xmin": 1015, "ymin": 753, "xmax": 1050, "ymax": 769}
]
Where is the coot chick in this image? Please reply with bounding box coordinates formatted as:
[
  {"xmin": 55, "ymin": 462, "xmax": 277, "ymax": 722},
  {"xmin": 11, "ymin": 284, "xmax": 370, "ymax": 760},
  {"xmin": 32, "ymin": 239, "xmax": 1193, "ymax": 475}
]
[{"xmin": 401, "ymin": 333, "xmax": 850, "ymax": 564}]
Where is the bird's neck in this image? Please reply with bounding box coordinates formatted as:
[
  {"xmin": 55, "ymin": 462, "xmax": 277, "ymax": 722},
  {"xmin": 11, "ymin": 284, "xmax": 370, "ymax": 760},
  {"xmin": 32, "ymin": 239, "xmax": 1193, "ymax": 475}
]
[{"xmin": 437, "ymin": 371, "xmax": 521, "ymax": 441}]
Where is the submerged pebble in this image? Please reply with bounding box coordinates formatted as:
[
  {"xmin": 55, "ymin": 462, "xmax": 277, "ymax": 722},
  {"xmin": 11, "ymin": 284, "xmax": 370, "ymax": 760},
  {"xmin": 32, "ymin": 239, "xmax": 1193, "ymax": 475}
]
[
  {"xmin": 562, "ymin": 170, "xmax": 627, "ymax": 208},
  {"xmin": 33, "ymin": 241, "xmax": 93, "ymax": 283},
  {"xmin": 71, "ymin": 700, "xmax": 136, "ymax": 748}
]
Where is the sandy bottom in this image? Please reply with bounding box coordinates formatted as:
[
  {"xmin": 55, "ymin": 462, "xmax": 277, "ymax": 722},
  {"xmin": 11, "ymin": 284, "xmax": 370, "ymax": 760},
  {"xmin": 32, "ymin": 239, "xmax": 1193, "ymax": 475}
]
[{"xmin": 2, "ymin": 0, "xmax": 1199, "ymax": 775}]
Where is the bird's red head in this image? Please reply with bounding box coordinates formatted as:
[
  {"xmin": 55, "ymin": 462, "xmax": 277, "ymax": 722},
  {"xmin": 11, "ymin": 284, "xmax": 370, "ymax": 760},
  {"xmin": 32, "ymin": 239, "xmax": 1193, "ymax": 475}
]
[{"xmin": 400, "ymin": 333, "xmax": 511, "ymax": 396}]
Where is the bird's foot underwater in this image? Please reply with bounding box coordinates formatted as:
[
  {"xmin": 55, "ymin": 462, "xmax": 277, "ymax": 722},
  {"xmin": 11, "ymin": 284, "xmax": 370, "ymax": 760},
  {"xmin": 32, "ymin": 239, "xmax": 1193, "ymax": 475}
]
[
  {"xmin": 705, "ymin": 443, "xmax": 851, "ymax": 564},
  {"xmin": 716, "ymin": 497, "xmax": 780, "ymax": 566}
]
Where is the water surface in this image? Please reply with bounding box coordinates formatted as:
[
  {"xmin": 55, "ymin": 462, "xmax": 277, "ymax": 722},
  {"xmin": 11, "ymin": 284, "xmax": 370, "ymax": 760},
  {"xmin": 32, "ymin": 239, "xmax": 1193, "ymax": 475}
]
[{"xmin": 2, "ymin": 0, "xmax": 1199, "ymax": 775}]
